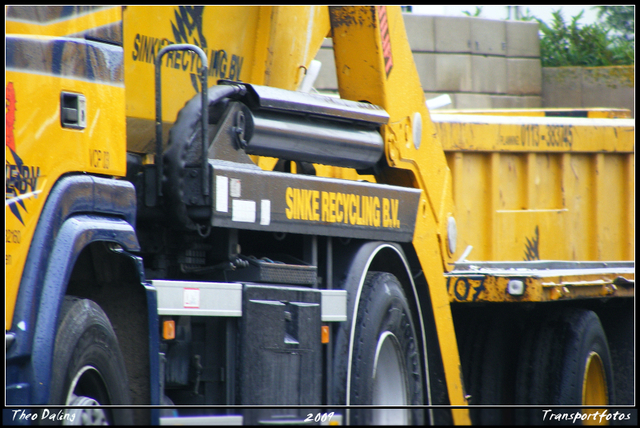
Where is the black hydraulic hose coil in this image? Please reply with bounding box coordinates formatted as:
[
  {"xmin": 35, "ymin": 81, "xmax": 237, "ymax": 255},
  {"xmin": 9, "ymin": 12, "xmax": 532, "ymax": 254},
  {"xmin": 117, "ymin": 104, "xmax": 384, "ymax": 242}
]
[{"xmin": 163, "ymin": 84, "xmax": 246, "ymax": 231}]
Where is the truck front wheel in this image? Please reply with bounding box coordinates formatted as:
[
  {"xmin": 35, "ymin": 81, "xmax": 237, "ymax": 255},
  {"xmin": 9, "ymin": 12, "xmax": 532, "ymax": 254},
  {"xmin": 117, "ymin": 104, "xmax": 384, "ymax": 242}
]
[
  {"xmin": 48, "ymin": 297, "xmax": 133, "ymax": 425},
  {"xmin": 347, "ymin": 272, "xmax": 424, "ymax": 425}
]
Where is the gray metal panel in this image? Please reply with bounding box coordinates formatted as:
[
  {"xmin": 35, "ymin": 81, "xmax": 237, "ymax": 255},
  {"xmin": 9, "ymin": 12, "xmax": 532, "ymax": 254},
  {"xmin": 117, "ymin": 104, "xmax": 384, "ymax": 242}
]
[
  {"xmin": 321, "ymin": 289, "xmax": 347, "ymax": 322},
  {"xmin": 151, "ymin": 280, "xmax": 348, "ymax": 322},
  {"xmin": 153, "ymin": 280, "xmax": 243, "ymax": 317}
]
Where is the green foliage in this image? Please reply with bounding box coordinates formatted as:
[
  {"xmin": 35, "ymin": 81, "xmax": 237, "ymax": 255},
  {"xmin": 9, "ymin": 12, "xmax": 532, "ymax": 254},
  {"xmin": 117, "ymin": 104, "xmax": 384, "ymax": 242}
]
[
  {"xmin": 536, "ymin": 9, "xmax": 634, "ymax": 67},
  {"xmin": 514, "ymin": 8, "xmax": 537, "ymax": 22},
  {"xmin": 595, "ymin": 5, "xmax": 634, "ymax": 40},
  {"xmin": 462, "ymin": 7, "xmax": 483, "ymax": 17},
  {"xmin": 593, "ymin": 6, "xmax": 634, "ymax": 65}
]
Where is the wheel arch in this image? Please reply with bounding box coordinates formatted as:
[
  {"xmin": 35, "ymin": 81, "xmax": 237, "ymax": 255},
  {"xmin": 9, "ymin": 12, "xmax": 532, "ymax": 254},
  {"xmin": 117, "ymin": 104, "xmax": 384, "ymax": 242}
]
[
  {"xmin": 7, "ymin": 175, "xmax": 158, "ymax": 422},
  {"xmin": 332, "ymin": 241, "xmax": 432, "ymax": 423},
  {"xmin": 65, "ymin": 241, "xmax": 157, "ymax": 415},
  {"xmin": 30, "ymin": 215, "xmax": 141, "ymax": 403},
  {"xmin": 31, "ymin": 219, "xmax": 160, "ymax": 423}
]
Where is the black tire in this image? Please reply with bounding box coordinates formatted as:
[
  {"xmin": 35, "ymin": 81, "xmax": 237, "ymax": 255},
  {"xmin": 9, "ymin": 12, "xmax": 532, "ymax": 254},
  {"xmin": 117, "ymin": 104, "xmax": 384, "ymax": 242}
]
[
  {"xmin": 459, "ymin": 312, "xmax": 516, "ymax": 425},
  {"xmin": 48, "ymin": 297, "xmax": 133, "ymax": 425},
  {"xmin": 346, "ymin": 272, "xmax": 424, "ymax": 425},
  {"xmin": 515, "ymin": 308, "xmax": 614, "ymax": 424},
  {"xmin": 599, "ymin": 307, "xmax": 633, "ymax": 405}
]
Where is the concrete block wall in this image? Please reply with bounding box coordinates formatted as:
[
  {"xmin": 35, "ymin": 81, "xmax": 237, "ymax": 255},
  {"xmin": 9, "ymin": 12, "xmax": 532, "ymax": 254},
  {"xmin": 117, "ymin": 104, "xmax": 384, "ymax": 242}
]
[
  {"xmin": 542, "ymin": 66, "xmax": 635, "ymax": 117},
  {"xmin": 313, "ymin": 14, "xmax": 542, "ymax": 109}
]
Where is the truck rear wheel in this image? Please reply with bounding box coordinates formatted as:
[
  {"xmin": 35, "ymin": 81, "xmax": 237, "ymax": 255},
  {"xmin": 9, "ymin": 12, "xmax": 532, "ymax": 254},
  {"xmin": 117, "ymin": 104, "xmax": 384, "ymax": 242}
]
[
  {"xmin": 515, "ymin": 308, "xmax": 614, "ymax": 424},
  {"xmin": 48, "ymin": 297, "xmax": 133, "ymax": 425},
  {"xmin": 347, "ymin": 272, "xmax": 424, "ymax": 425},
  {"xmin": 459, "ymin": 313, "xmax": 515, "ymax": 425}
]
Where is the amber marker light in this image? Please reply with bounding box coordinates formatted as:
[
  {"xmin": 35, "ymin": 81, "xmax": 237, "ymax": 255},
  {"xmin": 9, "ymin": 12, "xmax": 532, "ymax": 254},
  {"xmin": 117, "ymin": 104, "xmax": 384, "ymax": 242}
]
[
  {"xmin": 163, "ymin": 320, "xmax": 175, "ymax": 340},
  {"xmin": 321, "ymin": 325, "xmax": 330, "ymax": 344}
]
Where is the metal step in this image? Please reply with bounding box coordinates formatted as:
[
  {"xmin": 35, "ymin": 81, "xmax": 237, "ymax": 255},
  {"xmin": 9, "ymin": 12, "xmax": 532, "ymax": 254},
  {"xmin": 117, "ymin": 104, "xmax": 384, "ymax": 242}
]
[{"xmin": 160, "ymin": 415, "xmax": 242, "ymax": 425}]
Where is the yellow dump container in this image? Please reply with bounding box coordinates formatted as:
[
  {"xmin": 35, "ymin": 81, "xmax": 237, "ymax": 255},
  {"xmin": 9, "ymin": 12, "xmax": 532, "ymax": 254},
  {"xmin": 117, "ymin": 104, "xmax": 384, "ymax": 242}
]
[{"xmin": 433, "ymin": 113, "xmax": 635, "ymax": 262}]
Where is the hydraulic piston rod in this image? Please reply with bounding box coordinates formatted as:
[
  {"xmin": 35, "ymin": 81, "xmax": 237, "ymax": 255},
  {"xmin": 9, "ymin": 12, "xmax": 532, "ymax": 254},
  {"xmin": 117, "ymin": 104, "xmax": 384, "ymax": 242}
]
[
  {"xmin": 221, "ymin": 81, "xmax": 389, "ymax": 170},
  {"xmin": 243, "ymin": 110, "xmax": 384, "ymax": 170}
]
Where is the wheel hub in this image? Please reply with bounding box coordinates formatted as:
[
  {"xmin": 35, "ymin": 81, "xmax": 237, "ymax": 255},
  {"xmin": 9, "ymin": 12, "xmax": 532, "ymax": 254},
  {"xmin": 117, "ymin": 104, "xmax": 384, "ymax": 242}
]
[
  {"xmin": 64, "ymin": 365, "xmax": 110, "ymax": 425},
  {"xmin": 371, "ymin": 331, "xmax": 409, "ymax": 424},
  {"xmin": 582, "ymin": 351, "xmax": 608, "ymax": 425}
]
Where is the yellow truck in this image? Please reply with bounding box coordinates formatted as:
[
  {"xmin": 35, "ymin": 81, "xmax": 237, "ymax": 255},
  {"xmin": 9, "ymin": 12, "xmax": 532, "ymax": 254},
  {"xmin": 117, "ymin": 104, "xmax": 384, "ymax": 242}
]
[{"xmin": 5, "ymin": 5, "xmax": 634, "ymax": 425}]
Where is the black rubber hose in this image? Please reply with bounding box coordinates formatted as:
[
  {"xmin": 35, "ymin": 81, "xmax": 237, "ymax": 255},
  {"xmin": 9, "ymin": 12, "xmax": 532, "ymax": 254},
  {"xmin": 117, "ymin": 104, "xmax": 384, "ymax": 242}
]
[{"xmin": 163, "ymin": 83, "xmax": 246, "ymax": 231}]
